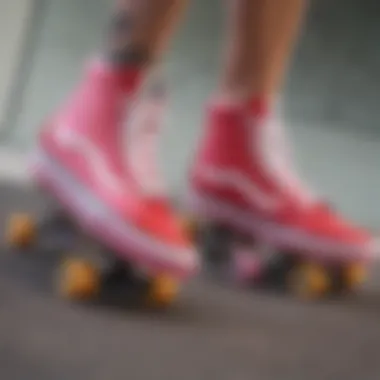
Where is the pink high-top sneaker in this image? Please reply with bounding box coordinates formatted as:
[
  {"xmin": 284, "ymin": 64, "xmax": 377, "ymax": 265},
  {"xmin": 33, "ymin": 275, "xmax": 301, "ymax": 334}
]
[
  {"xmin": 33, "ymin": 60, "xmax": 198, "ymax": 279},
  {"xmin": 189, "ymin": 99, "xmax": 375, "ymax": 263}
]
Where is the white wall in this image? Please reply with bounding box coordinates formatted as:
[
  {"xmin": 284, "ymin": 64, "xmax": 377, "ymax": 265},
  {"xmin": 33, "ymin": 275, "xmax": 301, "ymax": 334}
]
[{"xmin": 0, "ymin": 0, "xmax": 33, "ymax": 130}]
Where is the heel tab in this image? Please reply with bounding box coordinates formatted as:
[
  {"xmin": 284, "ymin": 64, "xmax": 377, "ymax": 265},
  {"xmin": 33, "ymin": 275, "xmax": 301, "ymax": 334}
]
[{"xmin": 85, "ymin": 58, "xmax": 143, "ymax": 92}]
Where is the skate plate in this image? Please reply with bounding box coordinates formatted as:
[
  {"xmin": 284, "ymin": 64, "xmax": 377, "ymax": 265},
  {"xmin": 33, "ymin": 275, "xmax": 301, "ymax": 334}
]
[
  {"xmin": 6, "ymin": 193, "xmax": 180, "ymax": 309},
  {"xmin": 190, "ymin": 221, "xmax": 367, "ymax": 301}
]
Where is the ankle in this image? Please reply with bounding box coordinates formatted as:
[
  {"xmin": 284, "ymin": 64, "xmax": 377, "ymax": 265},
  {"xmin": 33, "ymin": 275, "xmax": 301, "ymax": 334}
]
[{"xmin": 104, "ymin": 45, "xmax": 153, "ymax": 69}]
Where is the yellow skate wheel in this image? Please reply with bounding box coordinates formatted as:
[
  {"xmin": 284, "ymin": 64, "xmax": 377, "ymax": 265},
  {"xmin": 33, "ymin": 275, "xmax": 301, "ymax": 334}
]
[
  {"xmin": 287, "ymin": 262, "xmax": 331, "ymax": 300},
  {"xmin": 6, "ymin": 213, "xmax": 36, "ymax": 249},
  {"xmin": 343, "ymin": 262, "xmax": 366, "ymax": 290},
  {"xmin": 146, "ymin": 275, "xmax": 179, "ymax": 308},
  {"xmin": 58, "ymin": 258, "xmax": 101, "ymax": 301}
]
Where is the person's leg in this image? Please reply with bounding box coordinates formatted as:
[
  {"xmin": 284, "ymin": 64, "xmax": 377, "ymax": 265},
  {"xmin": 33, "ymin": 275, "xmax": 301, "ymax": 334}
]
[
  {"xmin": 36, "ymin": 0, "xmax": 198, "ymax": 280},
  {"xmin": 106, "ymin": 0, "xmax": 188, "ymax": 67},
  {"xmin": 190, "ymin": 0, "xmax": 374, "ymax": 277},
  {"xmin": 218, "ymin": 0, "xmax": 306, "ymax": 103}
]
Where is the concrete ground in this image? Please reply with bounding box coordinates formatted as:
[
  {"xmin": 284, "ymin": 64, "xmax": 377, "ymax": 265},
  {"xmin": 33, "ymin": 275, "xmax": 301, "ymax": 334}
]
[
  {"xmin": 1, "ymin": 0, "xmax": 380, "ymax": 379},
  {"xmin": 2, "ymin": 183, "xmax": 380, "ymax": 380}
]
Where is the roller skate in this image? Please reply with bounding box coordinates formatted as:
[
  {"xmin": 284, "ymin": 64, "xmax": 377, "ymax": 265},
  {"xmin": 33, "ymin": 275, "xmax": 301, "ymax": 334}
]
[
  {"xmin": 6, "ymin": 60, "xmax": 199, "ymax": 308},
  {"xmin": 187, "ymin": 99, "xmax": 376, "ymax": 300}
]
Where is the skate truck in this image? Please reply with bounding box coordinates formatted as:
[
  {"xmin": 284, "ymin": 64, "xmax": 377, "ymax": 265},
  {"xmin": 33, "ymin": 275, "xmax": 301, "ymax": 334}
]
[{"xmin": 184, "ymin": 217, "xmax": 379, "ymax": 301}]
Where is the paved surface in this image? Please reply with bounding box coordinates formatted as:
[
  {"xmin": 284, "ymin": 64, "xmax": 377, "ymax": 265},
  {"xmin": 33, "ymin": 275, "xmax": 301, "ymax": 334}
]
[{"xmin": 1, "ymin": 182, "xmax": 380, "ymax": 380}]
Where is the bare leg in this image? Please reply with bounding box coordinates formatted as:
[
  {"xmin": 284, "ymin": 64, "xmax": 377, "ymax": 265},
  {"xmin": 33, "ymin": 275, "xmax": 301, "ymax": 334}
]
[
  {"xmin": 220, "ymin": 0, "xmax": 307, "ymax": 102},
  {"xmin": 106, "ymin": 0, "xmax": 189, "ymax": 67}
]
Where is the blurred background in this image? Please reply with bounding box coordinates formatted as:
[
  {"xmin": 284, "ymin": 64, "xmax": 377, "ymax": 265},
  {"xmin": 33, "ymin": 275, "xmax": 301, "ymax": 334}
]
[
  {"xmin": 0, "ymin": 0, "xmax": 380, "ymax": 379},
  {"xmin": 1, "ymin": 0, "xmax": 380, "ymax": 224}
]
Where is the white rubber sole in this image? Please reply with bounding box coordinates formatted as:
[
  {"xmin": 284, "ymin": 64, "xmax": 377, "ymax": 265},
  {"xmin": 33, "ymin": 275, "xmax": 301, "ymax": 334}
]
[
  {"xmin": 30, "ymin": 148, "xmax": 199, "ymax": 279},
  {"xmin": 187, "ymin": 188, "xmax": 377, "ymax": 263}
]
